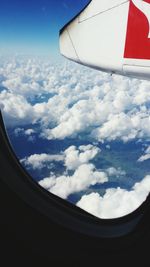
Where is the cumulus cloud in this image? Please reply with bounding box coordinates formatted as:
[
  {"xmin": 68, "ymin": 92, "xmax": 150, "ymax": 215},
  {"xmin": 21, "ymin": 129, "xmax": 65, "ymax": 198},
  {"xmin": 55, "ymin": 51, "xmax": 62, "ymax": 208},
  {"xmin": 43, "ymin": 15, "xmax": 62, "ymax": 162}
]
[
  {"xmin": 64, "ymin": 144, "xmax": 101, "ymax": 170},
  {"xmin": 0, "ymin": 56, "xmax": 150, "ymax": 144},
  {"xmin": 38, "ymin": 144, "xmax": 108, "ymax": 198},
  {"xmin": 106, "ymin": 167, "xmax": 126, "ymax": 177},
  {"xmin": 138, "ymin": 154, "xmax": 150, "ymax": 162},
  {"xmin": 77, "ymin": 175, "xmax": 150, "ymax": 219},
  {"xmin": 24, "ymin": 129, "xmax": 35, "ymax": 135},
  {"xmin": 146, "ymin": 146, "xmax": 150, "ymax": 154},
  {"xmin": 14, "ymin": 127, "xmax": 25, "ymax": 136},
  {"xmin": 0, "ymin": 90, "xmax": 35, "ymax": 127},
  {"xmin": 21, "ymin": 144, "xmax": 100, "ymax": 170},
  {"xmin": 14, "ymin": 127, "xmax": 35, "ymax": 137},
  {"xmin": 91, "ymin": 112, "xmax": 150, "ymax": 142},
  {"xmin": 138, "ymin": 146, "xmax": 150, "ymax": 162},
  {"xmin": 42, "ymin": 76, "xmax": 150, "ymax": 142},
  {"xmin": 39, "ymin": 163, "xmax": 108, "ymax": 199},
  {"xmin": 14, "ymin": 126, "xmax": 36, "ymax": 142},
  {"xmin": 21, "ymin": 153, "xmax": 64, "ymax": 170}
]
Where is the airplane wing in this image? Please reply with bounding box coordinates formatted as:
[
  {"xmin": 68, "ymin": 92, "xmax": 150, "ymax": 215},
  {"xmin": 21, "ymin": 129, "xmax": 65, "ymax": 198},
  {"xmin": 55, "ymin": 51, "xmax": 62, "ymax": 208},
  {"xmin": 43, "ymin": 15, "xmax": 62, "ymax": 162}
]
[{"xmin": 60, "ymin": 0, "xmax": 150, "ymax": 80}]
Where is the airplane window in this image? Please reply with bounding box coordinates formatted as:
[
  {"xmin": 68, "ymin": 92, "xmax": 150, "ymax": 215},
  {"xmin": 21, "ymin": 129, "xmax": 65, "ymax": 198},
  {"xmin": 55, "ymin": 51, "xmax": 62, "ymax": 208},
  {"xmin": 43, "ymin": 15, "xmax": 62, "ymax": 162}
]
[{"xmin": 0, "ymin": 0, "xmax": 150, "ymax": 221}]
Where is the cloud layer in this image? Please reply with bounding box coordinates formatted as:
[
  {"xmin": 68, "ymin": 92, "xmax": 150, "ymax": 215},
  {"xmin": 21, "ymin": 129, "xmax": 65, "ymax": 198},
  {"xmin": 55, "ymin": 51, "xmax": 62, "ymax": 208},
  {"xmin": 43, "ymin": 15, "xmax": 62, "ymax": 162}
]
[
  {"xmin": 0, "ymin": 56, "xmax": 150, "ymax": 143},
  {"xmin": 1, "ymin": 56, "xmax": 150, "ymax": 219}
]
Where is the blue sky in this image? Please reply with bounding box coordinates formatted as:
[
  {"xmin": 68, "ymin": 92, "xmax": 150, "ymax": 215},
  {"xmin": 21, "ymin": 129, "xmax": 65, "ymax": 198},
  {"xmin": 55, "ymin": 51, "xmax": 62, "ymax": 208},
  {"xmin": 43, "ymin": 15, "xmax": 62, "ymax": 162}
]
[{"xmin": 0, "ymin": 0, "xmax": 90, "ymax": 57}]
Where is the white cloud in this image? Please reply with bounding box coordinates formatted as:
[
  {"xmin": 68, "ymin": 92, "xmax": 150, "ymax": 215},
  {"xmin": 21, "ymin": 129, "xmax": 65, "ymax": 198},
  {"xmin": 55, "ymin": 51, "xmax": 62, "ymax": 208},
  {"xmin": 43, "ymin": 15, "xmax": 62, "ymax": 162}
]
[
  {"xmin": 24, "ymin": 129, "xmax": 35, "ymax": 135},
  {"xmin": 40, "ymin": 74, "xmax": 150, "ymax": 142},
  {"xmin": 106, "ymin": 167, "xmax": 126, "ymax": 177},
  {"xmin": 21, "ymin": 153, "xmax": 64, "ymax": 170},
  {"xmin": 138, "ymin": 154, "xmax": 150, "ymax": 162},
  {"xmin": 14, "ymin": 127, "xmax": 25, "ymax": 136},
  {"xmin": 133, "ymin": 81, "xmax": 150, "ymax": 105},
  {"xmin": 39, "ymin": 163, "xmax": 108, "ymax": 199},
  {"xmin": 146, "ymin": 146, "xmax": 150, "ymax": 154},
  {"xmin": 64, "ymin": 144, "xmax": 101, "ymax": 170},
  {"xmin": 0, "ymin": 90, "xmax": 35, "ymax": 127},
  {"xmin": 92, "ymin": 110, "xmax": 150, "ymax": 142},
  {"xmin": 138, "ymin": 146, "xmax": 150, "ymax": 162},
  {"xmin": 21, "ymin": 144, "xmax": 100, "ymax": 171},
  {"xmin": 14, "ymin": 126, "xmax": 36, "ymax": 142},
  {"xmin": 14, "ymin": 127, "xmax": 35, "ymax": 137},
  {"xmin": 77, "ymin": 175, "xmax": 150, "ymax": 219},
  {"xmin": 0, "ymin": 56, "xmax": 150, "ymax": 144},
  {"xmin": 38, "ymin": 144, "xmax": 107, "ymax": 198}
]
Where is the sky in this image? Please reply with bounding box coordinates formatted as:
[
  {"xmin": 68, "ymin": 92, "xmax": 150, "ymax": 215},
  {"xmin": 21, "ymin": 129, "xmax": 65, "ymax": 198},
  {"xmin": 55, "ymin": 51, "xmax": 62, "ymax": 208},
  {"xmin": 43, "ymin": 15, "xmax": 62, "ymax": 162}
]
[{"xmin": 0, "ymin": 0, "xmax": 90, "ymax": 57}]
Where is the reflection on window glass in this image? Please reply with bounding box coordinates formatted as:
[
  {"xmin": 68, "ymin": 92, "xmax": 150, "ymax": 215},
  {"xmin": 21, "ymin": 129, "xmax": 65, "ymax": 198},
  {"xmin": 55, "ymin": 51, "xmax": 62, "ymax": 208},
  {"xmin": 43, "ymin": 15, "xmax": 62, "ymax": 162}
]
[{"xmin": 1, "ymin": 0, "xmax": 150, "ymax": 219}]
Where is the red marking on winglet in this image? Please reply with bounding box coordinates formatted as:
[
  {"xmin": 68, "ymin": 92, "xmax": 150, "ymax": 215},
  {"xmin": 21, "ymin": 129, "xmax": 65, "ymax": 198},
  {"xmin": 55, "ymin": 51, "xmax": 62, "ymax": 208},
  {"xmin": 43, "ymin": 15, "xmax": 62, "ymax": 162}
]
[{"xmin": 124, "ymin": 0, "xmax": 150, "ymax": 59}]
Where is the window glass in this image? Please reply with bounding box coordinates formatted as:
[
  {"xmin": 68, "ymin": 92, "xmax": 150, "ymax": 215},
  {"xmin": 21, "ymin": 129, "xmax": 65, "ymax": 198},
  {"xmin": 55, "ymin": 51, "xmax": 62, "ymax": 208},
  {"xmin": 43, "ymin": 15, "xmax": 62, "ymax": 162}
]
[{"xmin": 1, "ymin": 0, "xmax": 150, "ymax": 219}]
